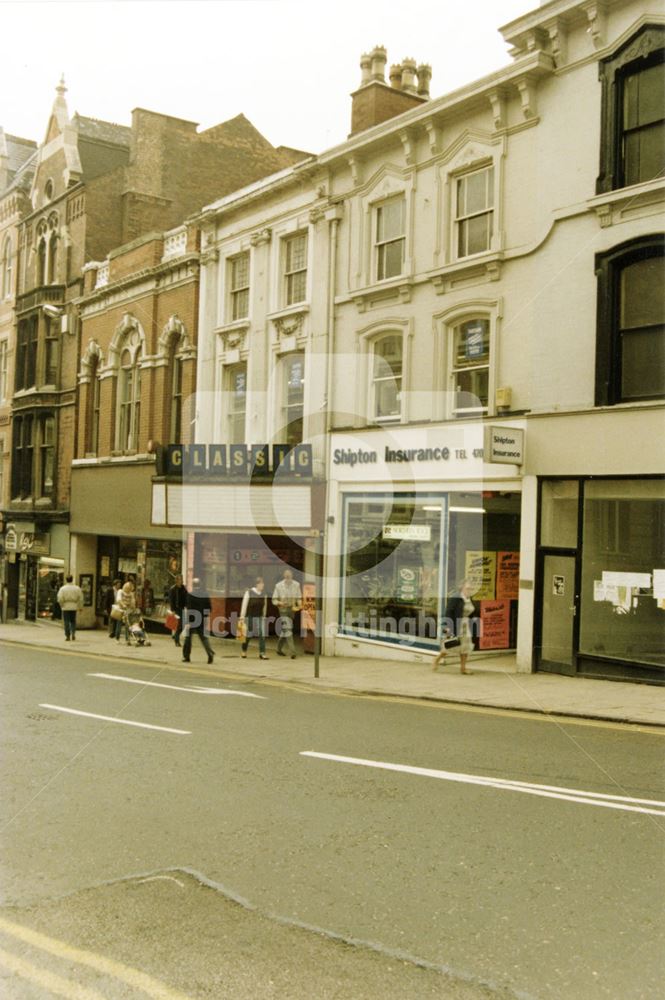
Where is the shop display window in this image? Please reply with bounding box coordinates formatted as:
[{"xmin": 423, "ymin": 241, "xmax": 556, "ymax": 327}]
[{"xmin": 580, "ymin": 479, "xmax": 665, "ymax": 668}]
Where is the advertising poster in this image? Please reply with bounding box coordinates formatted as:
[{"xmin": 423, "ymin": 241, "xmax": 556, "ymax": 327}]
[
  {"xmin": 301, "ymin": 582, "xmax": 316, "ymax": 631},
  {"xmin": 479, "ymin": 600, "xmax": 510, "ymax": 650},
  {"xmin": 465, "ymin": 551, "xmax": 496, "ymax": 600},
  {"xmin": 496, "ymin": 551, "xmax": 519, "ymax": 600},
  {"xmin": 397, "ymin": 565, "xmax": 419, "ymax": 603}
]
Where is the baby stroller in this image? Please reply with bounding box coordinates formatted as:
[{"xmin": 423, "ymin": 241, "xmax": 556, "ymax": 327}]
[{"xmin": 125, "ymin": 609, "xmax": 151, "ymax": 647}]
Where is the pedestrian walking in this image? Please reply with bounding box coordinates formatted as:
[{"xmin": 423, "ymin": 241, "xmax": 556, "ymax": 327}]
[
  {"xmin": 182, "ymin": 577, "xmax": 215, "ymax": 664},
  {"xmin": 56, "ymin": 575, "xmax": 84, "ymax": 641},
  {"xmin": 239, "ymin": 576, "xmax": 269, "ymax": 660},
  {"xmin": 167, "ymin": 574, "xmax": 188, "ymax": 647},
  {"xmin": 272, "ymin": 569, "xmax": 302, "ymax": 659},
  {"xmin": 433, "ymin": 579, "xmax": 479, "ymax": 675}
]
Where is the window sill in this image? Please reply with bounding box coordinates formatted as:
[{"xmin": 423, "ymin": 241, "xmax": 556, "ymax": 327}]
[
  {"xmin": 350, "ymin": 276, "xmax": 413, "ymax": 314},
  {"xmin": 431, "ymin": 253, "xmax": 502, "ymax": 293},
  {"xmin": 588, "ymin": 177, "xmax": 665, "ymax": 228}
]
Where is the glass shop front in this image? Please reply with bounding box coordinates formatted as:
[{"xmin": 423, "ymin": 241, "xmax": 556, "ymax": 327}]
[{"xmin": 339, "ymin": 490, "xmax": 521, "ymax": 652}]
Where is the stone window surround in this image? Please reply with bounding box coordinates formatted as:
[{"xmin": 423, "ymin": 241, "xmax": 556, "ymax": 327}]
[{"xmin": 433, "ymin": 297, "xmax": 502, "ymax": 421}]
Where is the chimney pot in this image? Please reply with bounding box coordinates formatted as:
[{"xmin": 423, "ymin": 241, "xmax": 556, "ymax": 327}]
[
  {"xmin": 401, "ymin": 58, "xmax": 417, "ymax": 94},
  {"xmin": 389, "ymin": 64, "xmax": 403, "ymax": 89},
  {"xmin": 416, "ymin": 63, "xmax": 432, "ymax": 98},
  {"xmin": 360, "ymin": 52, "xmax": 372, "ymax": 86},
  {"xmin": 370, "ymin": 45, "xmax": 387, "ymax": 82}
]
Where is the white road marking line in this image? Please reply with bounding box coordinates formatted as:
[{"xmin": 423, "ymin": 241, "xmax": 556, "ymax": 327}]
[
  {"xmin": 39, "ymin": 704, "xmax": 191, "ymax": 735},
  {"xmin": 300, "ymin": 752, "xmax": 665, "ymax": 817},
  {"xmin": 88, "ymin": 672, "xmax": 265, "ymax": 698}
]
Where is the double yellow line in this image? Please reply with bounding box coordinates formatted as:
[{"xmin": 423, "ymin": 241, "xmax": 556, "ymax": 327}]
[{"xmin": 0, "ymin": 916, "xmax": 191, "ymax": 999}]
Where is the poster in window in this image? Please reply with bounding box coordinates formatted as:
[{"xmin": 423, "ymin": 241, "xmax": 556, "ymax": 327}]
[
  {"xmin": 79, "ymin": 573, "xmax": 93, "ymax": 608},
  {"xmin": 301, "ymin": 582, "xmax": 316, "ymax": 631},
  {"xmin": 464, "ymin": 551, "xmax": 496, "ymax": 600},
  {"xmin": 496, "ymin": 551, "xmax": 519, "ymax": 600},
  {"xmin": 465, "ymin": 321, "xmax": 486, "ymax": 359},
  {"xmin": 479, "ymin": 600, "xmax": 510, "ymax": 650}
]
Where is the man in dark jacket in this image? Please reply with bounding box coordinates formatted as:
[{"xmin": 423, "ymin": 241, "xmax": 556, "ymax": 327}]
[
  {"xmin": 168, "ymin": 574, "xmax": 188, "ymax": 647},
  {"xmin": 182, "ymin": 577, "xmax": 215, "ymax": 664}
]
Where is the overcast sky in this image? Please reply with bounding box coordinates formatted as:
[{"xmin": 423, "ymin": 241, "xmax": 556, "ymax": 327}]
[{"xmin": 2, "ymin": 0, "xmax": 534, "ymax": 154}]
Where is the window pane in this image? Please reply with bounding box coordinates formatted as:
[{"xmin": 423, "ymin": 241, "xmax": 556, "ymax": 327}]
[
  {"xmin": 378, "ymin": 239, "xmax": 404, "ymax": 280},
  {"xmin": 232, "ymin": 287, "xmax": 249, "ymax": 320},
  {"xmin": 540, "ymin": 480, "xmax": 579, "ymax": 548},
  {"xmin": 454, "ymin": 368, "xmax": 488, "ymax": 411},
  {"xmin": 624, "ymin": 123, "xmax": 665, "ymax": 186},
  {"xmin": 454, "ymin": 319, "xmax": 490, "ymax": 366},
  {"xmin": 464, "ymin": 169, "xmax": 491, "ymax": 214},
  {"xmin": 621, "ymin": 257, "xmax": 665, "ymax": 329},
  {"xmin": 286, "ymin": 235, "xmax": 306, "ymax": 272},
  {"xmin": 286, "ymin": 269, "xmax": 306, "ymax": 305},
  {"xmin": 375, "ymin": 378, "xmax": 401, "ymax": 418},
  {"xmin": 624, "ymin": 62, "xmax": 665, "ymax": 129},
  {"xmin": 377, "ymin": 200, "xmax": 404, "ymax": 242},
  {"xmin": 341, "ymin": 496, "xmax": 443, "ymax": 644},
  {"xmin": 621, "ymin": 328, "xmax": 665, "ymax": 398},
  {"xmin": 374, "ymin": 336, "xmax": 402, "ymax": 376},
  {"xmin": 580, "ymin": 479, "xmax": 665, "ymax": 667},
  {"xmin": 231, "ymin": 254, "xmax": 249, "ymax": 290},
  {"xmin": 465, "ymin": 213, "xmax": 492, "ymax": 255}
]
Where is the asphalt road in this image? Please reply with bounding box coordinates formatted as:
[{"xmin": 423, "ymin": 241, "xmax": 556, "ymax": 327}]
[{"xmin": 1, "ymin": 642, "xmax": 663, "ymax": 999}]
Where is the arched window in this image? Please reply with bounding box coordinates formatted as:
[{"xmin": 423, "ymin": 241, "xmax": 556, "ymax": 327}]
[
  {"xmin": 117, "ymin": 347, "xmax": 142, "ymax": 452},
  {"xmin": 449, "ymin": 317, "xmax": 490, "ymax": 416},
  {"xmin": 1, "ymin": 237, "xmax": 13, "ymax": 299},
  {"xmin": 372, "ymin": 334, "xmax": 403, "ymax": 422},
  {"xmin": 37, "ymin": 239, "xmax": 47, "ymax": 286}
]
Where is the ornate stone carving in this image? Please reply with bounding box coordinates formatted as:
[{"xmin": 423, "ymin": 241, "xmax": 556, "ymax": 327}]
[
  {"xmin": 273, "ymin": 311, "xmax": 305, "ymax": 338},
  {"xmin": 424, "ymin": 120, "xmax": 441, "ymax": 156},
  {"xmin": 250, "ymin": 227, "xmax": 272, "ymax": 247},
  {"xmin": 583, "ymin": 1, "xmax": 606, "ymax": 49},
  {"xmin": 488, "ymin": 90, "xmax": 507, "ymax": 131},
  {"xmin": 516, "ymin": 77, "xmax": 537, "ymax": 120}
]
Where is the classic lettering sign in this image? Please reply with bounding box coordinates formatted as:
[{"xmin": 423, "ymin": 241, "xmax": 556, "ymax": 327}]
[{"xmin": 165, "ymin": 443, "xmax": 312, "ymax": 480}]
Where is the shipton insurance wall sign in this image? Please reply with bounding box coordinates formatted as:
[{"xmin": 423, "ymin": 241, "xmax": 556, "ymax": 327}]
[{"xmin": 483, "ymin": 426, "xmax": 524, "ymax": 466}]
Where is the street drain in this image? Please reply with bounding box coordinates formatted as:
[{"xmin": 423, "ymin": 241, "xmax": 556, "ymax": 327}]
[{"xmin": 26, "ymin": 713, "xmax": 59, "ymax": 722}]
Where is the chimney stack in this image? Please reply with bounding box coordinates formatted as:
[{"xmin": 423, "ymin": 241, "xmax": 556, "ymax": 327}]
[{"xmin": 350, "ymin": 46, "xmax": 432, "ymax": 136}]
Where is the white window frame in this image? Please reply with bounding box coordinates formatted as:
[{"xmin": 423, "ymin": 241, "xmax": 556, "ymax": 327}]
[
  {"xmin": 370, "ymin": 332, "xmax": 404, "ymax": 424},
  {"xmin": 283, "ymin": 232, "xmax": 308, "ymax": 307},
  {"xmin": 116, "ymin": 346, "xmax": 142, "ymax": 453},
  {"xmin": 448, "ymin": 317, "xmax": 491, "ymax": 418},
  {"xmin": 455, "ymin": 165, "xmax": 495, "ymax": 259},
  {"xmin": 435, "ymin": 301, "xmax": 499, "ymax": 420},
  {"xmin": 374, "ymin": 197, "xmax": 406, "ymax": 282},
  {"xmin": 281, "ymin": 351, "xmax": 306, "ymax": 445},
  {"xmin": 229, "ymin": 251, "xmax": 250, "ymax": 322}
]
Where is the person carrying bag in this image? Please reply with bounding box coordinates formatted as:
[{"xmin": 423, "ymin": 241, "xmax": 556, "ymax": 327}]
[{"xmin": 239, "ymin": 577, "xmax": 269, "ymax": 660}]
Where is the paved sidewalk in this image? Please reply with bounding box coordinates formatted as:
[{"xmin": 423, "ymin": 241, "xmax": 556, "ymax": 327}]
[{"xmin": 1, "ymin": 619, "xmax": 663, "ymax": 727}]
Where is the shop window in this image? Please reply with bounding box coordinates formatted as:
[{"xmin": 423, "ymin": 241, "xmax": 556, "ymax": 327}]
[
  {"xmin": 597, "ymin": 25, "xmax": 665, "ymax": 193},
  {"xmin": 455, "ymin": 166, "xmax": 494, "ymax": 258},
  {"xmin": 229, "ymin": 252, "xmax": 250, "ymax": 321},
  {"xmin": 375, "ymin": 198, "xmax": 405, "ymax": 281},
  {"xmin": 0, "ymin": 339, "xmax": 8, "ymax": 402},
  {"xmin": 282, "ymin": 353, "xmax": 304, "ymax": 446},
  {"xmin": 12, "ymin": 414, "xmax": 34, "ymax": 498},
  {"xmin": 0, "ymin": 445, "xmax": 4, "ymax": 504},
  {"xmin": 39, "ymin": 416, "xmax": 55, "ymax": 497},
  {"xmin": 227, "ymin": 363, "xmax": 247, "ymax": 442},
  {"xmin": 595, "ymin": 236, "xmax": 665, "ymax": 405},
  {"xmin": 449, "ymin": 317, "xmax": 490, "ymax": 416},
  {"xmin": 372, "ymin": 334, "xmax": 403, "ymax": 423},
  {"xmin": 116, "ymin": 347, "xmax": 142, "ymax": 452},
  {"xmin": 1, "ymin": 236, "xmax": 12, "ymax": 299},
  {"xmin": 340, "ymin": 494, "xmax": 445, "ymax": 645},
  {"xmin": 580, "ymin": 479, "xmax": 665, "ymax": 669},
  {"xmin": 283, "ymin": 233, "xmax": 307, "ymax": 307}
]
